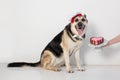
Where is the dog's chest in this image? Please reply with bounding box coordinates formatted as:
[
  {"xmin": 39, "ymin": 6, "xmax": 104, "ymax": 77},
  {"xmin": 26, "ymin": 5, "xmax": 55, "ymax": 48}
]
[{"xmin": 69, "ymin": 44, "xmax": 80, "ymax": 56}]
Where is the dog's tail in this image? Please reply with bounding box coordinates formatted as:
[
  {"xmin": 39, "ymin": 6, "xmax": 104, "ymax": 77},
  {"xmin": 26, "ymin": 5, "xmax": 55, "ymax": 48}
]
[{"xmin": 7, "ymin": 61, "xmax": 40, "ymax": 67}]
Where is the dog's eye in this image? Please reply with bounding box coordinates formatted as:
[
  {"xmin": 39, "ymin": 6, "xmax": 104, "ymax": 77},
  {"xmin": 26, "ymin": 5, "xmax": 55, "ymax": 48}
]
[
  {"xmin": 82, "ymin": 18, "xmax": 85, "ymax": 22},
  {"xmin": 75, "ymin": 19, "xmax": 79, "ymax": 22}
]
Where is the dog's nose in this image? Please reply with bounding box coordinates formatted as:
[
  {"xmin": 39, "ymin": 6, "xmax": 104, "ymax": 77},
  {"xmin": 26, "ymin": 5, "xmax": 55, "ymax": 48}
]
[{"xmin": 78, "ymin": 22, "xmax": 83, "ymax": 27}]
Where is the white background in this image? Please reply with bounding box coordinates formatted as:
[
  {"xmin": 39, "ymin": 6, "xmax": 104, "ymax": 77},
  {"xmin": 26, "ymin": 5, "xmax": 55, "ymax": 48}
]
[{"xmin": 0, "ymin": 0, "xmax": 120, "ymax": 65}]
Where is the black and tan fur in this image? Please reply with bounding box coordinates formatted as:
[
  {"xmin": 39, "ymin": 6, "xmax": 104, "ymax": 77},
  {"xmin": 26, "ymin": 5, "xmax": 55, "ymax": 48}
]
[{"xmin": 8, "ymin": 13, "xmax": 88, "ymax": 73}]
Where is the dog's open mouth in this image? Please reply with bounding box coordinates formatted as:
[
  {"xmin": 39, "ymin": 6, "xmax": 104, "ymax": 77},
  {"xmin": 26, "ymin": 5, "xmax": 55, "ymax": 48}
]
[
  {"xmin": 75, "ymin": 25, "xmax": 85, "ymax": 35},
  {"xmin": 76, "ymin": 28, "xmax": 84, "ymax": 35},
  {"xmin": 75, "ymin": 22, "xmax": 85, "ymax": 35}
]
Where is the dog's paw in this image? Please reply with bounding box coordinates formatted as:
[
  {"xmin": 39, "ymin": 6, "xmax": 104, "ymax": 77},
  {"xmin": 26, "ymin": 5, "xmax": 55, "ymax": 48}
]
[
  {"xmin": 54, "ymin": 68, "xmax": 61, "ymax": 72},
  {"xmin": 57, "ymin": 68, "xmax": 62, "ymax": 71},
  {"xmin": 67, "ymin": 69, "xmax": 74, "ymax": 73},
  {"xmin": 67, "ymin": 70, "xmax": 74, "ymax": 73},
  {"xmin": 78, "ymin": 67, "xmax": 85, "ymax": 71}
]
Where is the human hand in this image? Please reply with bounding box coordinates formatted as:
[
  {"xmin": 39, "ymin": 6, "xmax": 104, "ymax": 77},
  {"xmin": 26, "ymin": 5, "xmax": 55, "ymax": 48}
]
[{"xmin": 102, "ymin": 41, "xmax": 109, "ymax": 47}]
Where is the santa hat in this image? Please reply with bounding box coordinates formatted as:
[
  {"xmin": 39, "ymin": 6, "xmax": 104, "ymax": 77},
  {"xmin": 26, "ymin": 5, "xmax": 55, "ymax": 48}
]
[{"xmin": 71, "ymin": 13, "xmax": 83, "ymax": 23}]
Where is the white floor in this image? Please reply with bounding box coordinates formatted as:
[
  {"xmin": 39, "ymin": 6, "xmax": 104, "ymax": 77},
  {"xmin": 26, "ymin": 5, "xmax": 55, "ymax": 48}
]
[{"xmin": 0, "ymin": 63, "xmax": 120, "ymax": 80}]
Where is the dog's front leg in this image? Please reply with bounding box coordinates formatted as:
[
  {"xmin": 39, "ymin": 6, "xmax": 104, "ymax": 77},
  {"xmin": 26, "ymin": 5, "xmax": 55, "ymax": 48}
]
[
  {"xmin": 63, "ymin": 51, "xmax": 73, "ymax": 73},
  {"xmin": 75, "ymin": 50, "xmax": 85, "ymax": 71}
]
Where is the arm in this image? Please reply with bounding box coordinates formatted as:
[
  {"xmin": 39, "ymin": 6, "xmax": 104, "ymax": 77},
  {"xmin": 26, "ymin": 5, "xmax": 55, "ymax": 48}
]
[{"xmin": 103, "ymin": 34, "xmax": 120, "ymax": 47}]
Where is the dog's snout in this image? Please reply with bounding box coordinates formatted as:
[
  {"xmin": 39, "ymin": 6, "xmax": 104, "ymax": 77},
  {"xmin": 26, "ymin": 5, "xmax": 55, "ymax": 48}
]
[
  {"xmin": 78, "ymin": 22, "xmax": 82, "ymax": 27},
  {"xmin": 77, "ymin": 22, "xmax": 85, "ymax": 30}
]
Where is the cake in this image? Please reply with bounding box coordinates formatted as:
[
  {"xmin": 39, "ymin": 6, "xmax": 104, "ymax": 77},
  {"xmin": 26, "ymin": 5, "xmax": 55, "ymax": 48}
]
[{"xmin": 90, "ymin": 37, "xmax": 104, "ymax": 45}]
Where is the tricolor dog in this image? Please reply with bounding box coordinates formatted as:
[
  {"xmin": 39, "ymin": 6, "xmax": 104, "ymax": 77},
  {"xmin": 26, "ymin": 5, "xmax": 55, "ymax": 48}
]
[{"xmin": 8, "ymin": 13, "xmax": 88, "ymax": 73}]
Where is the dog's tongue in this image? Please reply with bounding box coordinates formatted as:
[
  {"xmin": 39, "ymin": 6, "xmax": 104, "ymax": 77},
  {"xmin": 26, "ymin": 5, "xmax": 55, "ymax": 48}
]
[{"xmin": 77, "ymin": 29, "xmax": 83, "ymax": 35}]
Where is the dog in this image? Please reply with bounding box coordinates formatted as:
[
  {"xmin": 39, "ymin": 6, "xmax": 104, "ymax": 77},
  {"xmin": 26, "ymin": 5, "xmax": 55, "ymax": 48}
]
[{"xmin": 8, "ymin": 13, "xmax": 88, "ymax": 73}]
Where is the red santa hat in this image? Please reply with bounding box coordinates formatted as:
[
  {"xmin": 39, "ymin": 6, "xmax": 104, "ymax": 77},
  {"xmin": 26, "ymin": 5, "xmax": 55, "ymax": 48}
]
[{"xmin": 71, "ymin": 13, "xmax": 83, "ymax": 23}]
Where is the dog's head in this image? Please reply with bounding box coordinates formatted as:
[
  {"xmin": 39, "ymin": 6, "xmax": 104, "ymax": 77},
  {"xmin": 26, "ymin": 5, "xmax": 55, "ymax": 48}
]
[{"xmin": 70, "ymin": 13, "xmax": 88, "ymax": 36}]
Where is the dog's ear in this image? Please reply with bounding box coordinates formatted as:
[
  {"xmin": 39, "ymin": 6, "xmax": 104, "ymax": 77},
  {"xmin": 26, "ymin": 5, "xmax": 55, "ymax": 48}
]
[{"xmin": 84, "ymin": 14, "xmax": 87, "ymax": 18}]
